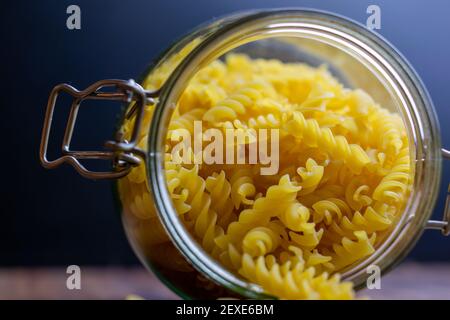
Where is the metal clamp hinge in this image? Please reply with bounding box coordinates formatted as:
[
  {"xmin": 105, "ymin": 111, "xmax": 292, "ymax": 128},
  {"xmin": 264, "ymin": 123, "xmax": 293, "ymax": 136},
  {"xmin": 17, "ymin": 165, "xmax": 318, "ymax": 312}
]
[
  {"xmin": 426, "ymin": 148, "xmax": 450, "ymax": 236},
  {"xmin": 40, "ymin": 79, "xmax": 158, "ymax": 180}
]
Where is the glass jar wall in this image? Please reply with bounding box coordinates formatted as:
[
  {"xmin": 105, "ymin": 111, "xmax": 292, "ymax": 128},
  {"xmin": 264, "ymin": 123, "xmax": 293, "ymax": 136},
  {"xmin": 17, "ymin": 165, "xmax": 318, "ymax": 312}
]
[{"xmin": 115, "ymin": 10, "xmax": 442, "ymax": 299}]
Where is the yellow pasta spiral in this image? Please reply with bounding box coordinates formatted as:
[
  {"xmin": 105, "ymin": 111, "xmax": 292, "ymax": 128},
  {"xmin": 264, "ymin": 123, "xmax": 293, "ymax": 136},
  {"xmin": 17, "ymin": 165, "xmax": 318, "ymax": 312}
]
[
  {"xmin": 242, "ymin": 227, "xmax": 280, "ymax": 257},
  {"xmin": 239, "ymin": 247, "xmax": 352, "ymax": 300},
  {"xmin": 203, "ymin": 81, "xmax": 277, "ymax": 124},
  {"xmin": 176, "ymin": 166, "xmax": 224, "ymax": 253},
  {"xmin": 229, "ymin": 168, "xmax": 256, "ymax": 209},
  {"xmin": 286, "ymin": 111, "xmax": 371, "ymax": 174},
  {"xmin": 373, "ymin": 147, "xmax": 410, "ymax": 204}
]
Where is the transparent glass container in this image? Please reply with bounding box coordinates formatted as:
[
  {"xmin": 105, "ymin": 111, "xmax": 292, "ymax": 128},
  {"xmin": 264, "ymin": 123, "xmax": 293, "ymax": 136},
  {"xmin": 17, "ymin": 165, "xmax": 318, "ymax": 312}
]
[{"xmin": 40, "ymin": 9, "xmax": 449, "ymax": 299}]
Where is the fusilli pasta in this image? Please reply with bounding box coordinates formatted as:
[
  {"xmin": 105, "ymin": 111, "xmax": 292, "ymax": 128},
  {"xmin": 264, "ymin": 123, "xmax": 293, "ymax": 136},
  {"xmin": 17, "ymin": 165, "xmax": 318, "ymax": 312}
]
[{"xmin": 118, "ymin": 53, "xmax": 412, "ymax": 300}]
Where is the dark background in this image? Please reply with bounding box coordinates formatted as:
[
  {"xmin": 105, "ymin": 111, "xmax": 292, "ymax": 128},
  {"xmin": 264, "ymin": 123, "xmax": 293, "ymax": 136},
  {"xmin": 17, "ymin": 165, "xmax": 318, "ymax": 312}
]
[{"xmin": 1, "ymin": 0, "xmax": 448, "ymax": 266}]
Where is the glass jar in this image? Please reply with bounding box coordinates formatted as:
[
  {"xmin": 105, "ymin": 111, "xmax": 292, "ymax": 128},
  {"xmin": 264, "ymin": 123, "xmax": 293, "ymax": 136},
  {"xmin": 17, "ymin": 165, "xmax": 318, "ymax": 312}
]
[{"xmin": 40, "ymin": 9, "xmax": 449, "ymax": 299}]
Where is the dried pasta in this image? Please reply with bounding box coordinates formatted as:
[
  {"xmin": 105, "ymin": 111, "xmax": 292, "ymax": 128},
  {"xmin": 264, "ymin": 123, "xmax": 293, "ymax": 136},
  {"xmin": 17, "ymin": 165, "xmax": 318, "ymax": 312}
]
[{"xmin": 118, "ymin": 53, "xmax": 412, "ymax": 300}]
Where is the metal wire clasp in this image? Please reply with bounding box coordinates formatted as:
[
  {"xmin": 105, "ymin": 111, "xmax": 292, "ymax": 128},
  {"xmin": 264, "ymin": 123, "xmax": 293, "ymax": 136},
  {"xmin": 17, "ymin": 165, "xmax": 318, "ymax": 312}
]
[
  {"xmin": 40, "ymin": 79, "xmax": 157, "ymax": 180},
  {"xmin": 426, "ymin": 148, "xmax": 450, "ymax": 236}
]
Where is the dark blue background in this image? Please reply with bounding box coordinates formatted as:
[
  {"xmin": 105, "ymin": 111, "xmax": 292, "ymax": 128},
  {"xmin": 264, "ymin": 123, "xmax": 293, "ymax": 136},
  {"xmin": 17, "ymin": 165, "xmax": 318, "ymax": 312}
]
[{"xmin": 1, "ymin": 0, "xmax": 448, "ymax": 266}]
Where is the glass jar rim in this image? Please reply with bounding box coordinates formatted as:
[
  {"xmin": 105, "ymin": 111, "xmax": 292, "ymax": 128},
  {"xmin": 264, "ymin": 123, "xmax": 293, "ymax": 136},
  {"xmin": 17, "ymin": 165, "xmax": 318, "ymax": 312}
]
[{"xmin": 145, "ymin": 8, "xmax": 442, "ymax": 297}]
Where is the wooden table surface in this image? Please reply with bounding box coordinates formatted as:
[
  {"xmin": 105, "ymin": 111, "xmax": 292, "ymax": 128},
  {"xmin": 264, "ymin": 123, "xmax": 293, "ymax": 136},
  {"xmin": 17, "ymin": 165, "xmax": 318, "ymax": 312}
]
[{"xmin": 1, "ymin": 262, "xmax": 449, "ymax": 300}]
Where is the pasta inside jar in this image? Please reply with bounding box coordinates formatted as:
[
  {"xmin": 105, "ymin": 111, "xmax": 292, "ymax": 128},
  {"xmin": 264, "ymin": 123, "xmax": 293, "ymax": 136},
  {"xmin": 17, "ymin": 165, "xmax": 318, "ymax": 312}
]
[{"xmin": 118, "ymin": 38, "xmax": 412, "ymax": 299}]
